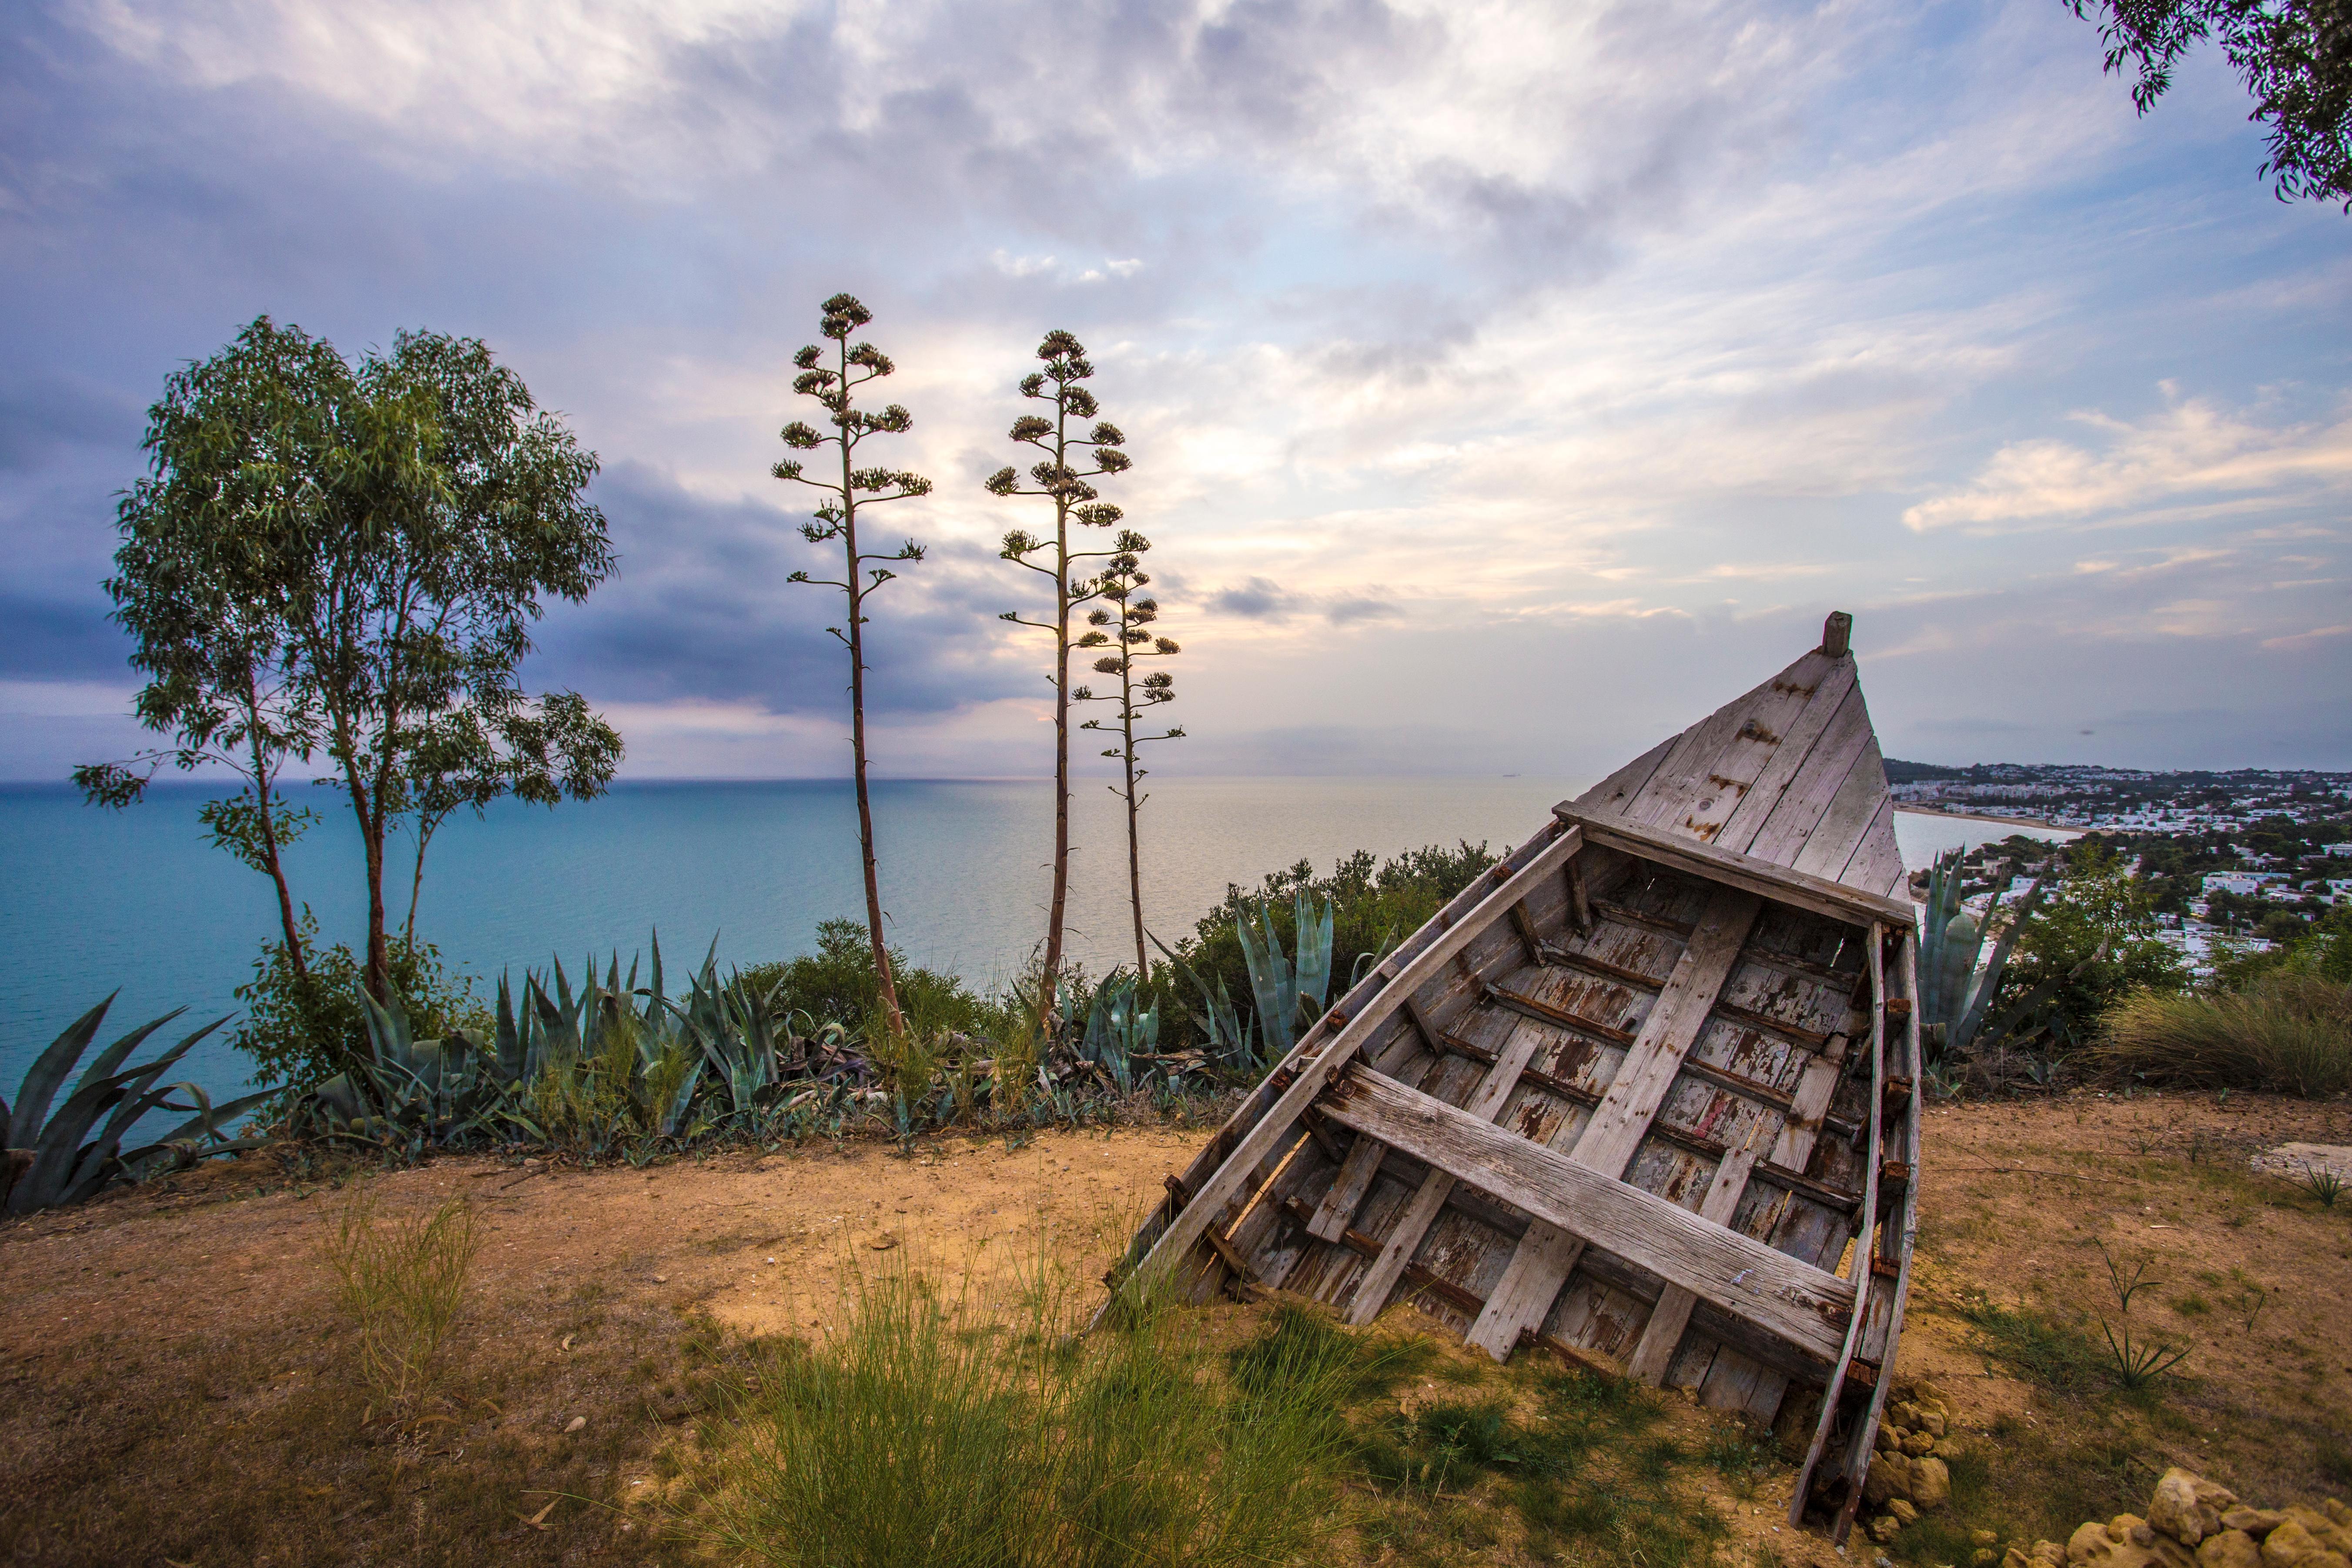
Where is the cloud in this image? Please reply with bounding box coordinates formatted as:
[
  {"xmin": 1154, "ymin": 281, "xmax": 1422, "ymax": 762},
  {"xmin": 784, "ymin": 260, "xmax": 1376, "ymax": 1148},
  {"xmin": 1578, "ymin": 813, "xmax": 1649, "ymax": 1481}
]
[
  {"xmin": 1208, "ymin": 576, "xmax": 1298, "ymax": 620},
  {"xmin": 1904, "ymin": 391, "xmax": 2352, "ymax": 532}
]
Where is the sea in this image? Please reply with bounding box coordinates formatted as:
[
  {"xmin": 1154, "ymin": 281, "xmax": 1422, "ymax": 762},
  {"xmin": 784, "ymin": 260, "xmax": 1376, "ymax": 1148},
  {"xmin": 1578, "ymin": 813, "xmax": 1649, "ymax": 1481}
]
[{"xmin": 0, "ymin": 778, "xmax": 2075, "ymax": 1110}]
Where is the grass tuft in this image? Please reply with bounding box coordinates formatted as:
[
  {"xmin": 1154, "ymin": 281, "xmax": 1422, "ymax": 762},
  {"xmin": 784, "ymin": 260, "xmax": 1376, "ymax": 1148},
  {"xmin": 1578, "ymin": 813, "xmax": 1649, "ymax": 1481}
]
[
  {"xmin": 322, "ymin": 1191, "xmax": 480, "ymax": 1409},
  {"xmin": 2091, "ymin": 973, "xmax": 2352, "ymax": 1097}
]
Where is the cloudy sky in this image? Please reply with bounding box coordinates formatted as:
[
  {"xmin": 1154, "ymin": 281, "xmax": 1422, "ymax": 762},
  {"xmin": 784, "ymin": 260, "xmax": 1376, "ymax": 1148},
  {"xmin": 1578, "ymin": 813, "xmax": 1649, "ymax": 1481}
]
[{"xmin": 4, "ymin": 0, "xmax": 2347, "ymax": 786}]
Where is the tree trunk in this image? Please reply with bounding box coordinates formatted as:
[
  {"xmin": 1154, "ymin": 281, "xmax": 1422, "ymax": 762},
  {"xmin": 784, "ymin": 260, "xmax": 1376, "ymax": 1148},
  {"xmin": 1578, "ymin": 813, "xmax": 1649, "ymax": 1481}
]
[
  {"xmin": 1125, "ymin": 727, "xmax": 1146, "ymax": 980},
  {"xmin": 246, "ymin": 725, "xmax": 308, "ymax": 983},
  {"xmin": 1043, "ymin": 495, "xmax": 1071, "ymax": 1029},
  {"xmin": 840, "ymin": 406, "xmax": 906, "ymax": 1045}
]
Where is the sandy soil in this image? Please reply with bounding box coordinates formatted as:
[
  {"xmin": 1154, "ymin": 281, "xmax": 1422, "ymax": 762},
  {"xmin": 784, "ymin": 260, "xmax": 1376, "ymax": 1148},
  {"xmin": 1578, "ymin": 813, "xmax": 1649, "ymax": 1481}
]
[{"xmin": 4, "ymin": 1092, "xmax": 2348, "ymax": 1565}]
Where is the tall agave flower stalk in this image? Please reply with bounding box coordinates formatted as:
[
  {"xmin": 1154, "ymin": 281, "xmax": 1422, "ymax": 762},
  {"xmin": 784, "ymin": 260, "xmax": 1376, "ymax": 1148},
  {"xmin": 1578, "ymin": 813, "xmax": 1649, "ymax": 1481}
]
[
  {"xmin": 774, "ymin": 294, "xmax": 930, "ymax": 1047},
  {"xmin": 1075, "ymin": 532, "xmax": 1182, "ymax": 979},
  {"xmin": 987, "ymin": 329, "xmax": 1131, "ymax": 1027}
]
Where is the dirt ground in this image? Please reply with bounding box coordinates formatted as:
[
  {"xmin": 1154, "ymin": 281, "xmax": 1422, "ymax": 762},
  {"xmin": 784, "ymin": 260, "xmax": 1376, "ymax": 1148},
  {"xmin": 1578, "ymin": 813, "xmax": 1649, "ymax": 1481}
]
[{"xmin": 4, "ymin": 1092, "xmax": 2348, "ymax": 1566}]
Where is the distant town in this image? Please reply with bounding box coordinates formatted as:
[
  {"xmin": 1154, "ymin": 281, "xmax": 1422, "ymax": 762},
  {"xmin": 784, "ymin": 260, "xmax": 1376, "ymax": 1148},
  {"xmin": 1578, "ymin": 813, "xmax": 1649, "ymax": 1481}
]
[{"xmin": 1889, "ymin": 761, "xmax": 2352, "ymax": 973}]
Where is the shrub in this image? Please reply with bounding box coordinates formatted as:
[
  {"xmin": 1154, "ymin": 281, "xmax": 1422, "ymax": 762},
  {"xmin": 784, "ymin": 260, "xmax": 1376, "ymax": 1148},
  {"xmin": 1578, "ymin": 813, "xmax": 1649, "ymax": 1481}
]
[
  {"xmin": 737, "ymin": 918, "xmax": 1009, "ymax": 1045},
  {"xmin": 231, "ymin": 914, "xmax": 486, "ymax": 1097},
  {"xmin": 2091, "ymin": 971, "xmax": 2352, "ymax": 1097},
  {"xmin": 1997, "ymin": 844, "xmax": 2186, "ymax": 1048}
]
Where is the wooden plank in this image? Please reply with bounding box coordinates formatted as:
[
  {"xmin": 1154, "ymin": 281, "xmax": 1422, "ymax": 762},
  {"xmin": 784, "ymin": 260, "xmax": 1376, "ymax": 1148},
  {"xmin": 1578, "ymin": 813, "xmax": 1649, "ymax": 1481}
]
[
  {"xmin": 1625, "ymin": 1022, "xmax": 1857, "ymax": 1384},
  {"xmin": 1342, "ymin": 1015, "xmax": 1552, "ymax": 1325},
  {"xmin": 1646, "ymin": 652, "xmax": 1840, "ymax": 844},
  {"xmin": 1564, "ymin": 858, "xmax": 1595, "ymax": 934},
  {"xmin": 1744, "ymin": 688, "xmax": 1872, "ymax": 867},
  {"xmin": 1572, "ymin": 733, "xmax": 1677, "ymax": 818},
  {"xmin": 1102, "ymin": 824, "xmax": 1586, "ymax": 1313},
  {"xmin": 1463, "ymin": 887, "xmax": 1761, "ymax": 1359},
  {"xmin": 1556, "ymin": 807, "xmax": 1914, "ymax": 931},
  {"xmin": 1838, "ymin": 797, "xmax": 1906, "ymax": 899},
  {"xmin": 1714, "ymin": 658, "xmax": 1859, "ymax": 858},
  {"xmin": 1787, "ymin": 921, "xmax": 1888, "ymax": 1531},
  {"xmin": 1318, "ymin": 1065, "xmax": 1854, "ymax": 1362},
  {"xmin": 1792, "ymin": 737, "xmax": 1890, "ymax": 882},
  {"xmin": 1484, "ymin": 982, "xmax": 1639, "ymax": 1046}
]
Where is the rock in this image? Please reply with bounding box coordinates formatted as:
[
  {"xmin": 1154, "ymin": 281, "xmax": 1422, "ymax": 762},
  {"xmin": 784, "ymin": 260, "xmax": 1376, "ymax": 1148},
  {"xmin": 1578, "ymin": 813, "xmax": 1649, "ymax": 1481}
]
[
  {"xmin": 2201, "ymin": 1531, "xmax": 2264, "ymax": 1568},
  {"xmin": 2225, "ymin": 1513, "xmax": 2288, "ymax": 1540},
  {"xmin": 1977, "ymin": 1552, "xmax": 1999, "ymax": 1565},
  {"xmin": 1890, "ymin": 1501, "xmax": 1921, "ymax": 1526},
  {"xmin": 2151, "ymin": 1470, "xmax": 2240, "ymax": 1548},
  {"xmin": 1873, "ymin": 1516, "xmax": 1906, "ymax": 1545},
  {"xmin": 563, "ymin": 1415, "xmax": 586, "ymax": 1434},
  {"xmin": 1913, "ymin": 1457, "xmax": 1953, "ymax": 1510},
  {"xmin": 1905, "ymin": 1431, "xmax": 1940, "ymax": 1456},
  {"xmin": 2328, "ymin": 1505, "xmax": 2351, "ymax": 1530},
  {"xmin": 2258, "ymin": 1520, "xmax": 2339, "ymax": 1568},
  {"xmin": 2037, "ymin": 1541, "xmax": 2071, "ymax": 1567},
  {"xmin": 2285, "ymin": 1511, "xmax": 2347, "ymax": 1552},
  {"xmin": 1914, "ymin": 1379, "xmax": 1948, "ymax": 1403},
  {"xmin": 1975, "ymin": 1531, "xmax": 2002, "ymax": 1548},
  {"xmin": 2113, "ymin": 1517, "xmax": 2154, "ymax": 1547},
  {"xmin": 2077, "ymin": 1524, "xmax": 2122, "ymax": 1563},
  {"xmin": 1919, "ymin": 1408, "xmax": 1950, "ymax": 1437},
  {"xmin": 1866, "ymin": 1453, "xmax": 1914, "ymax": 1507},
  {"xmin": 1877, "ymin": 1422, "xmax": 1902, "ymax": 1453},
  {"xmin": 2005, "ymin": 1548, "xmax": 2034, "ymax": 1568}
]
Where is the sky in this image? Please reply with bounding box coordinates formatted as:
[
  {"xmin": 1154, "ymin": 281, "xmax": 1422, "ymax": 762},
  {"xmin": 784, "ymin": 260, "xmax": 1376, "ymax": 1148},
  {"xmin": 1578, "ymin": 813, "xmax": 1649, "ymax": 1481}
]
[{"xmin": 3, "ymin": 0, "xmax": 2347, "ymax": 786}]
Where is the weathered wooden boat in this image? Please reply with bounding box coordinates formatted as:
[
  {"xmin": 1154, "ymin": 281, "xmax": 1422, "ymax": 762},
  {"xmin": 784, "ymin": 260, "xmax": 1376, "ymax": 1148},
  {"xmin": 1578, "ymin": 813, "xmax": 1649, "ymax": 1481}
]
[{"xmin": 1108, "ymin": 612, "xmax": 1922, "ymax": 1541}]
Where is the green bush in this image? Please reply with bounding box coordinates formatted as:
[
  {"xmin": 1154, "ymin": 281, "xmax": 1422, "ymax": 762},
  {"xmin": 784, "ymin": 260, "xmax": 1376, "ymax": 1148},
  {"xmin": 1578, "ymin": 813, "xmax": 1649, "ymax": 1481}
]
[
  {"xmin": 736, "ymin": 918, "xmax": 1013, "ymax": 1045},
  {"xmin": 1997, "ymin": 844, "xmax": 2187, "ymax": 1048},
  {"xmin": 2091, "ymin": 970, "xmax": 2352, "ymax": 1097},
  {"xmin": 230, "ymin": 914, "xmax": 487, "ymax": 1097}
]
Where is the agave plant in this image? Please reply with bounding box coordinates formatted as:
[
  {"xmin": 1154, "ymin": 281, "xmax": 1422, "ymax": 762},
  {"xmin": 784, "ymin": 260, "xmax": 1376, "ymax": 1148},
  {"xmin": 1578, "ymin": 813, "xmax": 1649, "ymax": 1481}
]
[
  {"xmin": 675, "ymin": 953, "xmax": 795, "ymax": 1117},
  {"xmin": 522, "ymin": 945, "xmax": 704, "ymax": 1145},
  {"xmin": 1077, "ymin": 970, "xmax": 1161, "ymax": 1093},
  {"xmin": 4, "ymin": 996, "xmax": 274, "ymax": 1214},
  {"xmin": 1236, "ymin": 891, "xmax": 1334, "ymax": 1061},
  {"xmin": 308, "ymin": 990, "xmax": 510, "ymax": 1150},
  {"xmin": 1918, "ymin": 849, "xmax": 2057, "ymax": 1064},
  {"xmin": 1151, "ymin": 889, "xmax": 1335, "ymax": 1077}
]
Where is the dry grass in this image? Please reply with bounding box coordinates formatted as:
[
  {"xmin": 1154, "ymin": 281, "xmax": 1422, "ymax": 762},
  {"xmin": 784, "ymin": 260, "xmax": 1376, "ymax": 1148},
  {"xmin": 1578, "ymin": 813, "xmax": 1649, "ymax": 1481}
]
[
  {"xmin": 323, "ymin": 1192, "xmax": 481, "ymax": 1410},
  {"xmin": 2091, "ymin": 974, "xmax": 2352, "ymax": 1097}
]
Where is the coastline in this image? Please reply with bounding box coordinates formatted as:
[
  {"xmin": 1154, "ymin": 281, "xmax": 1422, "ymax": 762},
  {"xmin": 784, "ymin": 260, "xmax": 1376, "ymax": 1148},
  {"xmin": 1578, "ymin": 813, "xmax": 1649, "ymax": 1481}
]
[{"xmin": 1894, "ymin": 803, "xmax": 2078, "ymax": 834}]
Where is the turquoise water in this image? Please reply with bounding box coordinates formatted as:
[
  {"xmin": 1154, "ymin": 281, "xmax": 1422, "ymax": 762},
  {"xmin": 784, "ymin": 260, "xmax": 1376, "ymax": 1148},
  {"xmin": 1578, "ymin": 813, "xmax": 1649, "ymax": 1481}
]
[{"xmin": 0, "ymin": 779, "xmax": 2072, "ymax": 1108}]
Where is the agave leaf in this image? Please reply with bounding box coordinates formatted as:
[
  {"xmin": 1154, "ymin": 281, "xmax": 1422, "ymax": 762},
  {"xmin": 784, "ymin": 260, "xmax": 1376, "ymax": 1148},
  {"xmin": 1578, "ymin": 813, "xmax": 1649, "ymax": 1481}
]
[
  {"xmin": 8, "ymin": 993, "xmax": 117, "ymax": 1148},
  {"xmin": 1958, "ymin": 876, "xmax": 2048, "ymax": 1050},
  {"xmin": 9, "ymin": 1009, "xmax": 199, "ymax": 1213},
  {"xmin": 124, "ymin": 1083, "xmax": 280, "ymax": 1171},
  {"xmin": 1291, "ymin": 891, "xmax": 1335, "ymax": 1021}
]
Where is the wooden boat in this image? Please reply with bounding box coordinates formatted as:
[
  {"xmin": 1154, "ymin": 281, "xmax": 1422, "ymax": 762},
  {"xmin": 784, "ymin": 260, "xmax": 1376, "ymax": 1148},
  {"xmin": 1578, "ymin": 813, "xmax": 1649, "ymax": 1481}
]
[{"xmin": 1108, "ymin": 612, "xmax": 1922, "ymax": 1541}]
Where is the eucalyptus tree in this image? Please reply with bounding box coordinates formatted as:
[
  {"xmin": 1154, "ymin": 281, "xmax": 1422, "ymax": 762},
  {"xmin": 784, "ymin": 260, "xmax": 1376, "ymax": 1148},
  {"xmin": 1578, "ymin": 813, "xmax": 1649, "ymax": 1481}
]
[
  {"xmin": 773, "ymin": 293, "xmax": 930, "ymax": 1044},
  {"xmin": 1075, "ymin": 532, "xmax": 1183, "ymax": 979},
  {"xmin": 80, "ymin": 317, "xmax": 621, "ymax": 1006},
  {"xmin": 74, "ymin": 318, "xmax": 338, "ymax": 979},
  {"xmin": 986, "ymin": 330, "xmax": 1131, "ymax": 1010}
]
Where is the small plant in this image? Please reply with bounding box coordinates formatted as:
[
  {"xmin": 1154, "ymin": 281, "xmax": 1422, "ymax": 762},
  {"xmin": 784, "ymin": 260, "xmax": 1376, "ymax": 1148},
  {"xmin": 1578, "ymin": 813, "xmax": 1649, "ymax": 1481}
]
[
  {"xmin": 324, "ymin": 1191, "xmax": 481, "ymax": 1410},
  {"xmin": 2093, "ymin": 1241, "xmax": 2190, "ymax": 1391},
  {"xmin": 2299, "ymin": 1160, "xmax": 2344, "ymax": 1208}
]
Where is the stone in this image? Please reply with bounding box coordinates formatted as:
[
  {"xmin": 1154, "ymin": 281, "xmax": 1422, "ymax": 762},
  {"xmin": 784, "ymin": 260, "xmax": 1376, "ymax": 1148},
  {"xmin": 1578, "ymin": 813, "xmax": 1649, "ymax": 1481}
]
[
  {"xmin": 2004, "ymin": 1548, "xmax": 2034, "ymax": 1568},
  {"xmin": 1919, "ymin": 1409, "xmax": 1950, "ymax": 1438},
  {"xmin": 2328, "ymin": 1505, "xmax": 2350, "ymax": 1530},
  {"xmin": 1874, "ymin": 1517, "xmax": 1905, "ymax": 1545},
  {"xmin": 1912, "ymin": 1457, "xmax": 1953, "ymax": 1511},
  {"xmin": 1866, "ymin": 1454, "xmax": 1914, "ymax": 1508},
  {"xmin": 2225, "ymin": 1513, "xmax": 2288, "ymax": 1540},
  {"xmin": 2151, "ymin": 1471, "xmax": 2240, "ymax": 1548},
  {"xmin": 1977, "ymin": 1552, "xmax": 1999, "ymax": 1565},
  {"xmin": 563, "ymin": 1415, "xmax": 586, "ymax": 1434},
  {"xmin": 2037, "ymin": 1542, "xmax": 2071, "ymax": 1567},
  {"xmin": 1892, "ymin": 1501, "xmax": 1921, "ymax": 1526},
  {"xmin": 2285, "ymin": 1512, "xmax": 2347, "ymax": 1553},
  {"xmin": 2077, "ymin": 1524, "xmax": 2123, "ymax": 1563},
  {"xmin": 1877, "ymin": 1422, "xmax": 1901, "ymax": 1453},
  {"xmin": 2260, "ymin": 1521, "xmax": 2326, "ymax": 1568},
  {"xmin": 1915, "ymin": 1380, "xmax": 1948, "ymax": 1403},
  {"xmin": 2201, "ymin": 1532, "xmax": 2263, "ymax": 1568},
  {"xmin": 1977, "ymin": 1532, "xmax": 2003, "ymax": 1548},
  {"xmin": 1905, "ymin": 1431, "xmax": 1940, "ymax": 1457},
  {"xmin": 2112, "ymin": 1518, "xmax": 2151, "ymax": 1546}
]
